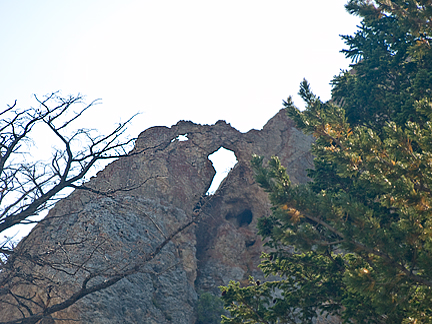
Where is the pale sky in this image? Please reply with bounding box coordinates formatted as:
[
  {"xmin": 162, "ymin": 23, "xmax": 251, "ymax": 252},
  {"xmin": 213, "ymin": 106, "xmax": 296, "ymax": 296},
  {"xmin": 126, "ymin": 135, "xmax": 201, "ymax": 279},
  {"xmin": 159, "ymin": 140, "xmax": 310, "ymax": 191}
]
[
  {"xmin": 0, "ymin": 0, "xmax": 360, "ymax": 241},
  {"xmin": 1, "ymin": 1, "xmax": 360, "ymax": 134}
]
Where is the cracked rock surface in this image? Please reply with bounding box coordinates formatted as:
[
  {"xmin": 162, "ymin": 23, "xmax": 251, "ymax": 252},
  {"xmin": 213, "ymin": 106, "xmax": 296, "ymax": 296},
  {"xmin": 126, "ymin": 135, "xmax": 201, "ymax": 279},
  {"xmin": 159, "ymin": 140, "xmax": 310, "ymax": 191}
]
[{"xmin": 0, "ymin": 110, "xmax": 314, "ymax": 323}]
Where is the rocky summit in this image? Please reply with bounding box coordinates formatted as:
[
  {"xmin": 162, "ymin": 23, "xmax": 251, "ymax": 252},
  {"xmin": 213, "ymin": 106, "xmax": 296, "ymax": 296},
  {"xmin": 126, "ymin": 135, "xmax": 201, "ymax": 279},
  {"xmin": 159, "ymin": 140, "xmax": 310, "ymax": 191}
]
[{"xmin": 0, "ymin": 110, "xmax": 314, "ymax": 323}]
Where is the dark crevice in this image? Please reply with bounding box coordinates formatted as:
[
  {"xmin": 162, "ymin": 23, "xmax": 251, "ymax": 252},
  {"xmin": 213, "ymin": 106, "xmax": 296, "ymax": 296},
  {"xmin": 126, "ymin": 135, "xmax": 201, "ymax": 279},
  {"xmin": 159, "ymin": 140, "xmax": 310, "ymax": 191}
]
[
  {"xmin": 245, "ymin": 239, "xmax": 256, "ymax": 247},
  {"xmin": 225, "ymin": 209, "xmax": 253, "ymax": 228}
]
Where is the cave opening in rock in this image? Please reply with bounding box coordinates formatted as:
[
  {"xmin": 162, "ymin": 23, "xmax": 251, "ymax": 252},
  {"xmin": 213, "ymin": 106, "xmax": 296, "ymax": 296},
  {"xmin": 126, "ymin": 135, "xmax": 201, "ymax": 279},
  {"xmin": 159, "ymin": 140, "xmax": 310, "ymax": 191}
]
[
  {"xmin": 206, "ymin": 147, "xmax": 237, "ymax": 195},
  {"xmin": 225, "ymin": 209, "xmax": 253, "ymax": 227},
  {"xmin": 237, "ymin": 209, "xmax": 253, "ymax": 227}
]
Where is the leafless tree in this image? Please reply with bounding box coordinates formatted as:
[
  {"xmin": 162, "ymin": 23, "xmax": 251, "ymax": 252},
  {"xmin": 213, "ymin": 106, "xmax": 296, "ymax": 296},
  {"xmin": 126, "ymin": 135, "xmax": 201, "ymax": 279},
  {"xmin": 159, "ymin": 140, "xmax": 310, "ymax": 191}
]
[
  {"xmin": 0, "ymin": 93, "xmax": 212, "ymax": 324},
  {"xmin": 0, "ymin": 92, "xmax": 135, "ymax": 238}
]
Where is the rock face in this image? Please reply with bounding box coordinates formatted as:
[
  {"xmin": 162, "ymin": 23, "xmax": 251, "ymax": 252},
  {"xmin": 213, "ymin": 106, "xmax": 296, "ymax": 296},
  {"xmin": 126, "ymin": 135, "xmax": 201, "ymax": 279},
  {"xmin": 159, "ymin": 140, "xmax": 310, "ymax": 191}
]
[{"xmin": 0, "ymin": 110, "xmax": 314, "ymax": 323}]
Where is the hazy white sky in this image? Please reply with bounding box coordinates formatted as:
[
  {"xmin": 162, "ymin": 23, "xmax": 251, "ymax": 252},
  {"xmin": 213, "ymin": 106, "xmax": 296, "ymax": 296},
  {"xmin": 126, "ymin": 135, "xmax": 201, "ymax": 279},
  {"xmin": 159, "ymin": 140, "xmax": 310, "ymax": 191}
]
[
  {"xmin": 0, "ymin": 1, "xmax": 360, "ymax": 241},
  {"xmin": 1, "ymin": 0, "xmax": 360, "ymax": 136}
]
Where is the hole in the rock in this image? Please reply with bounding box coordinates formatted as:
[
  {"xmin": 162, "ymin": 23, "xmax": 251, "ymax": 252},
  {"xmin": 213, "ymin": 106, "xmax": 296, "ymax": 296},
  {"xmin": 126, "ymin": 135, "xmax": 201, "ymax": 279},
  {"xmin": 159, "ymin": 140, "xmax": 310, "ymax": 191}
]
[
  {"xmin": 226, "ymin": 209, "xmax": 253, "ymax": 227},
  {"xmin": 237, "ymin": 209, "xmax": 253, "ymax": 227},
  {"xmin": 206, "ymin": 147, "xmax": 237, "ymax": 195},
  {"xmin": 171, "ymin": 134, "xmax": 188, "ymax": 142},
  {"xmin": 245, "ymin": 239, "xmax": 256, "ymax": 247}
]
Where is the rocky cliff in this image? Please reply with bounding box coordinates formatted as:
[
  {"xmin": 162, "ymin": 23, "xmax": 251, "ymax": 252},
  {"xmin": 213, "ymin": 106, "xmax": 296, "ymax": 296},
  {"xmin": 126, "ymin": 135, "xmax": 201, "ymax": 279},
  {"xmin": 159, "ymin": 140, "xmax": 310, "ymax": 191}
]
[{"xmin": 0, "ymin": 110, "xmax": 315, "ymax": 323}]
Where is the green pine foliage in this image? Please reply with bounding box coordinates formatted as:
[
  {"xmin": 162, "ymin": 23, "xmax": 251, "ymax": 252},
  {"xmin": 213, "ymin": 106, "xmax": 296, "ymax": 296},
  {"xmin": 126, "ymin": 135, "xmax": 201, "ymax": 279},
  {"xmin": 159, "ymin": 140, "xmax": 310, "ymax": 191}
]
[
  {"xmin": 196, "ymin": 292, "xmax": 224, "ymax": 324},
  {"xmin": 333, "ymin": 0, "xmax": 432, "ymax": 130},
  {"xmin": 220, "ymin": 1, "xmax": 432, "ymax": 323}
]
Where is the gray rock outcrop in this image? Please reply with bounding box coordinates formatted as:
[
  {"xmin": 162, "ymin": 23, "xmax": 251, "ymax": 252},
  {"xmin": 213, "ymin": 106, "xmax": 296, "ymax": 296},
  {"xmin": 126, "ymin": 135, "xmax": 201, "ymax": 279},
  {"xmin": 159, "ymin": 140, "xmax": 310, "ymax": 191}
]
[{"xmin": 0, "ymin": 110, "xmax": 314, "ymax": 323}]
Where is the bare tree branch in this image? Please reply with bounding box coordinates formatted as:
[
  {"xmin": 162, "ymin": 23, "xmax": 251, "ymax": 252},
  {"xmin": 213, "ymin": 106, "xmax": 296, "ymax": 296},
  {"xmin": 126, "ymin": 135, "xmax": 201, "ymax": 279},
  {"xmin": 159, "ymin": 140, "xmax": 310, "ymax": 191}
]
[
  {"xmin": 0, "ymin": 93, "xmax": 136, "ymax": 234},
  {"xmin": 0, "ymin": 92, "xmax": 212, "ymax": 324}
]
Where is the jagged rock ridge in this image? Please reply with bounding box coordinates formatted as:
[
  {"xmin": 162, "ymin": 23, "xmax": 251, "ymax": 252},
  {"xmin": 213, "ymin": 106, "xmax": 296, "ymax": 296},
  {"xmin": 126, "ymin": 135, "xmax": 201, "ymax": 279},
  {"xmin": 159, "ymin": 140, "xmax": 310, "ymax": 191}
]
[{"xmin": 0, "ymin": 110, "xmax": 314, "ymax": 323}]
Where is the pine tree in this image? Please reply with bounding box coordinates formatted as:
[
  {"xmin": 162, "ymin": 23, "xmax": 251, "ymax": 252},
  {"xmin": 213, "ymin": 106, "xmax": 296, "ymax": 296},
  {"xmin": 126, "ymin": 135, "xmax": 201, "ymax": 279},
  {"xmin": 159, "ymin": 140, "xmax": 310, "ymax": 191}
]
[{"xmin": 220, "ymin": 1, "xmax": 432, "ymax": 323}]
